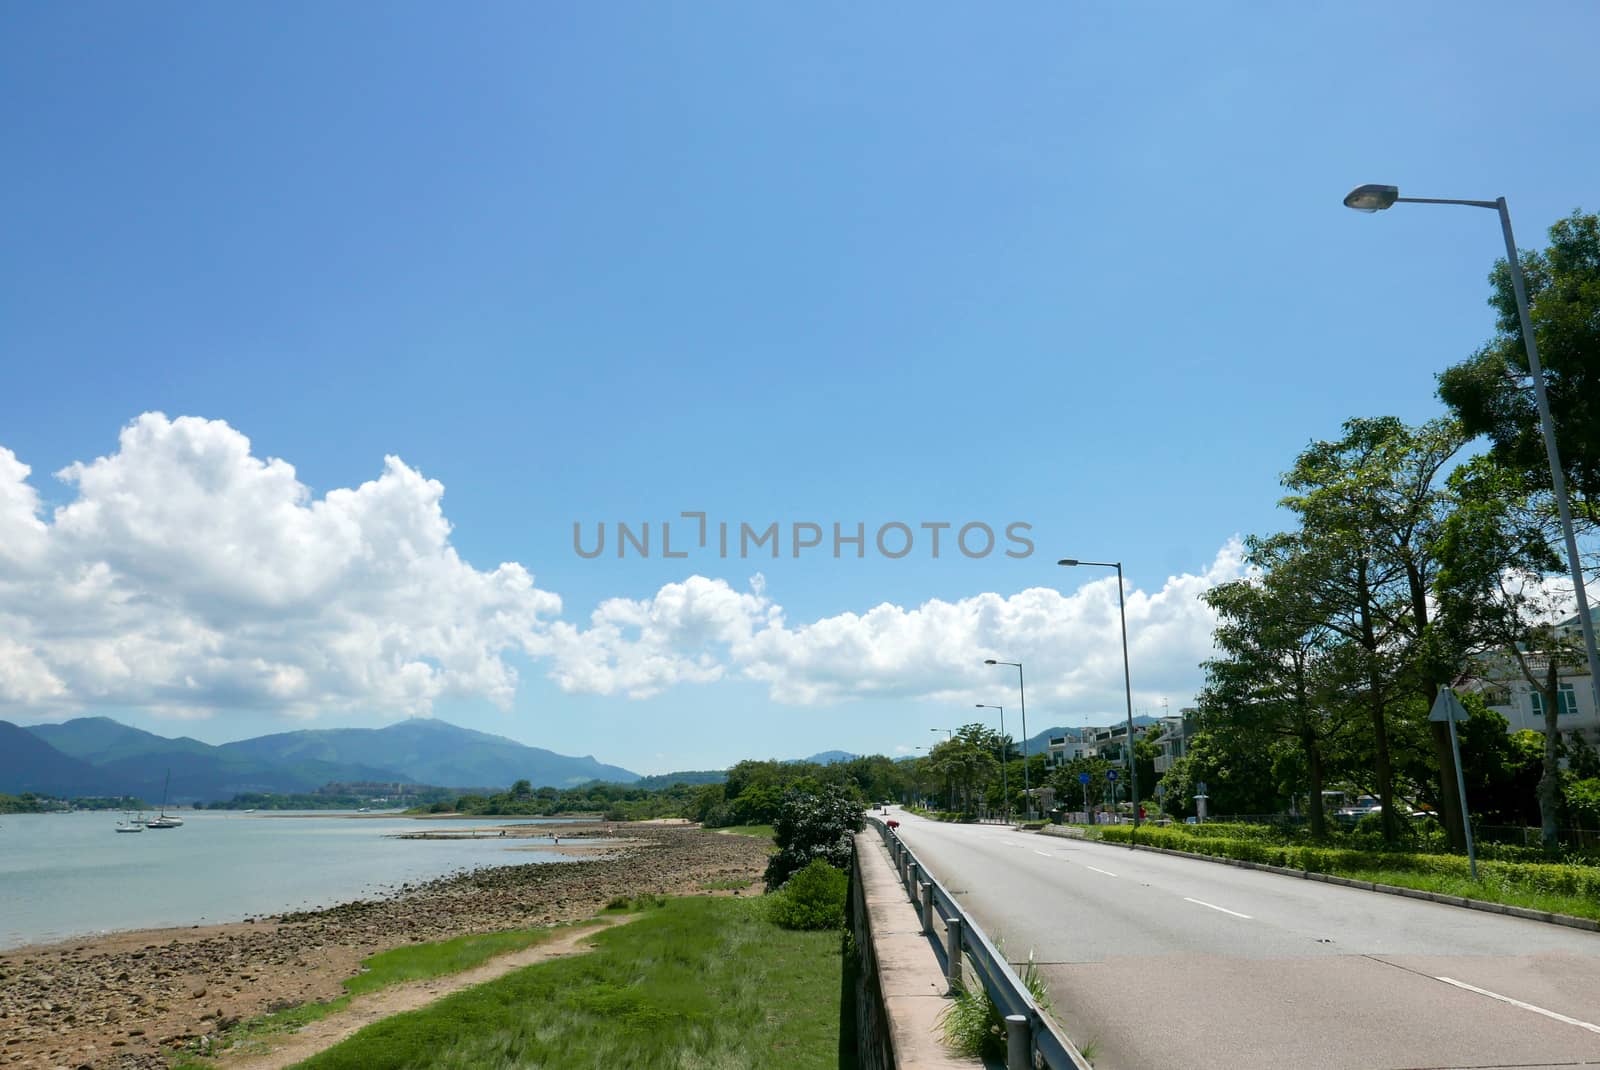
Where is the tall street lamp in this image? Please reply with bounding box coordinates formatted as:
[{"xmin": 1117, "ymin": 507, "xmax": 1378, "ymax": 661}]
[
  {"xmin": 1059, "ymin": 559, "xmax": 1141, "ymax": 830},
  {"xmin": 975, "ymin": 703, "xmax": 1009, "ymax": 822},
  {"xmin": 930, "ymin": 728, "xmax": 954, "ymax": 809},
  {"xmin": 985, "ymin": 659, "xmax": 1031, "ymax": 817},
  {"xmin": 1344, "ymin": 184, "xmax": 1600, "ymax": 704}
]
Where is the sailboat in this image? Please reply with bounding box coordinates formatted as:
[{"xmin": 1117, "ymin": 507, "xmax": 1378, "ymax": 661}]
[{"xmin": 145, "ymin": 771, "xmax": 184, "ymax": 828}]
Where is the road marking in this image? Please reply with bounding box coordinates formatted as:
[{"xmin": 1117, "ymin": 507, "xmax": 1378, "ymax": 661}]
[
  {"xmin": 1183, "ymin": 896, "xmax": 1252, "ymax": 919},
  {"xmin": 1033, "ymin": 850, "xmax": 1053, "ymax": 857},
  {"xmin": 1434, "ymin": 976, "xmax": 1600, "ymax": 1035},
  {"xmin": 1085, "ymin": 866, "xmax": 1118, "ymax": 877}
]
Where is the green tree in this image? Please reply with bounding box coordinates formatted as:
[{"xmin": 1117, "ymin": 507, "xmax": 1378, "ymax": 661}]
[
  {"xmin": 1439, "ymin": 210, "xmax": 1600, "ymax": 518},
  {"xmin": 764, "ymin": 783, "xmax": 865, "ymax": 890}
]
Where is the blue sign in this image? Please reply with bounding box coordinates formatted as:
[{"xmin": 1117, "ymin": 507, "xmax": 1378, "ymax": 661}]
[
  {"xmin": 1078, "ymin": 772, "xmax": 1090, "ymax": 784},
  {"xmin": 1195, "ymin": 781, "xmax": 1208, "ymax": 795},
  {"xmin": 1106, "ymin": 770, "xmax": 1118, "ymax": 781}
]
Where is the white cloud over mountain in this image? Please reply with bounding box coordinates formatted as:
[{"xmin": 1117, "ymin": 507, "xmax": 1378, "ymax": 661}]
[{"xmin": 0, "ymin": 415, "xmax": 1240, "ymax": 721}]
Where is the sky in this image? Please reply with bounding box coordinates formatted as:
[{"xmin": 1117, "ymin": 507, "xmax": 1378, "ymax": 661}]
[{"xmin": 3, "ymin": 3, "xmax": 1597, "ymax": 774}]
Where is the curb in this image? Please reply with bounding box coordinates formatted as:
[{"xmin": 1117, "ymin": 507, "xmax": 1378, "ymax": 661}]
[{"xmin": 1036, "ymin": 828, "xmax": 1600, "ymax": 933}]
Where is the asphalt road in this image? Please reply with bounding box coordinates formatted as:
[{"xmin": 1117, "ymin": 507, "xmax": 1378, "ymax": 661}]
[{"xmin": 886, "ymin": 807, "xmax": 1600, "ymax": 1070}]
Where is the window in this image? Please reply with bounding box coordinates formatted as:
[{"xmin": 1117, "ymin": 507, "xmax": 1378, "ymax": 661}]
[
  {"xmin": 1529, "ymin": 683, "xmax": 1579, "ymax": 718},
  {"xmin": 1483, "ymin": 688, "xmax": 1512, "ymax": 708}
]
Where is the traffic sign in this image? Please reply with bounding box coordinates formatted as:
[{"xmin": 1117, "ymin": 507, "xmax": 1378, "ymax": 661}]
[
  {"xmin": 1195, "ymin": 780, "xmax": 1208, "ymax": 796},
  {"xmin": 1078, "ymin": 772, "xmax": 1090, "ymax": 784},
  {"xmin": 1429, "ymin": 688, "xmax": 1470, "ymax": 724},
  {"xmin": 1156, "ymin": 783, "xmax": 1166, "ymax": 796},
  {"xmin": 1106, "ymin": 769, "xmax": 1118, "ymax": 781}
]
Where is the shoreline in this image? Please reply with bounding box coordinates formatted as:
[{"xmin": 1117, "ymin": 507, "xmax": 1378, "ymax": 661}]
[{"xmin": 0, "ymin": 824, "xmax": 767, "ymax": 1070}]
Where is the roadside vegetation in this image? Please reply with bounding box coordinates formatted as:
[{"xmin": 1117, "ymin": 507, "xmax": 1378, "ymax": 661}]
[
  {"xmin": 1094, "ymin": 822, "xmax": 1600, "ymax": 922},
  {"xmin": 291, "ymin": 894, "xmax": 850, "ymax": 1070}
]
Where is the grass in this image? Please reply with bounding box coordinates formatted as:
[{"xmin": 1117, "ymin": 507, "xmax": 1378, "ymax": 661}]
[
  {"xmin": 699, "ymin": 877, "xmax": 754, "ymax": 891},
  {"xmin": 289, "ymin": 895, "xmax": 846, "ymax": 1070},
  {"xmin": 1094, "ymin": 824, "xmax": 1600, "ymax": 922},
  {"xmin": 716, "ymin": 823, "xmax": 776, "ymax": 841},
  {"xmin": 170, "ymin": 924, "xmax": 578, "ymax": 1066}
]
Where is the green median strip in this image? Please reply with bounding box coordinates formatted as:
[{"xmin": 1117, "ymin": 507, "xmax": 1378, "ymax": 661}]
[
  {"xmin": 289, "ymin": 895, "xmax": 845, "ymax": 1070},
  {"xmin": 1092, "ymin": 825, "xmax": 1600, "ymax": 923}
]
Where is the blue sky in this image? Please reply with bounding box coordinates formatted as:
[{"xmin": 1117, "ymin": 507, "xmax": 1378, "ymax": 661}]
[{"xmin": 3, "ymin": 3, "xmax": 1597, "ymax": 773}]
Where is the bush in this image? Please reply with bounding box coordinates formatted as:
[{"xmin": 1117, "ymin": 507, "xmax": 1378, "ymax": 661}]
[
  {"xmin": 764, "ymin": 784, "xmax": 865, "ymax": 890},
  {"xmin": 767, "ymin": 859, "xmax": 849, "ymax": 930}
]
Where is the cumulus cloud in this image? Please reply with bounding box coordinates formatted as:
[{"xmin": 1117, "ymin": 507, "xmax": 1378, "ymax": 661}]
[
  {"xmin": 0, "ymin": 414, "xmax": 560, "ymax": 719},
  {"xmin": 548, "ymin": 543, "xmax": 1246, "ymax": 716},
  {"xmin": 0, "ymin": 414, "xmax": 1242, "ymax": 723}
]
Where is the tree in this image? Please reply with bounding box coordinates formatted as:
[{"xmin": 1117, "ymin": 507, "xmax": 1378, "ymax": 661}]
[
  {"xmin": 764, "ymin": 783, "xmax": 865, "ymax": 890},
  {"xmin": 1435, "ymin": 455, "xmax": 1580, "ymax": 854},
  {"xmin": 1200, "ymin": 540, "xmax": 1356, "ymax": 838},
  {"xmin": 1439, "ymin": 210, "xmax": 1600, "ymax": 519},
  {"xmin": 509, "ymin": 779, "xmax": 533, "ymax": 800}
]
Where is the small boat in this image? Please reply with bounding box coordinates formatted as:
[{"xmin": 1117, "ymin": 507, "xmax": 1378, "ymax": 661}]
[
  {"xmin": 146, "ymin": 771, "xmax": 184, "ymax": 828},
  {"xmin": 115, "ymin": 818, "xmax": 143, "ymax": 833}
]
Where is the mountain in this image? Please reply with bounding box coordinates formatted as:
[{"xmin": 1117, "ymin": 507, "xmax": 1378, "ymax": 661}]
[
  {"xmin": 11, "ymin": 716, "xmax": 639, "ymax": 801},
  {"xmin": 0, "ymin": 721, "xmax": 110, "ymax": 797},
  {"xmin": 24, "ymin": 717, "xmax": 411, "ymax": 803},
  {"xmin": 220, "ymin": 718, "xmax": 639, "ymax": 789},
  {"xmin": 799, "ymin": 750, "xmax": 857, "ymax": 765},
  {"xmin": 632, "ymin": 770, "xmax": 726, "ymax": 789}
]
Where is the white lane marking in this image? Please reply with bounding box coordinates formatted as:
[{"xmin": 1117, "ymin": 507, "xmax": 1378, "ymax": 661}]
[
  {"xmin": 1183, "ymin": 896, "xmax": 1252, "ymax": 919},
  {"xmin": 1085, "ymin": 866, "xmax": 1118, "ymax": 877},
  {"xmin": 1033, "ymin": 850, "xmax": 1052, "ymax": 857},
  {"xmin": 1434, "ymin": 976, "xmax": 1600, "ymax": 1035}
]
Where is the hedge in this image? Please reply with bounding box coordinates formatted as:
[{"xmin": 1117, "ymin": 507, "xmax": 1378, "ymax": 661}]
[{"xmin": 1097, "ymin": 825, "xmax": 1600, "ymax": 901}]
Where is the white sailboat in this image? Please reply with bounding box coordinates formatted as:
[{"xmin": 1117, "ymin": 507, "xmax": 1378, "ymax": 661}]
[{"xmin": 145, "ymin": 771, "xmax": 184, "ymax": 828}]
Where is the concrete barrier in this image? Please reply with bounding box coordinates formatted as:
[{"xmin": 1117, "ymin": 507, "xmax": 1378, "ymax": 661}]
[{"xmin": 849, "ymin": 831, "xmax": 982, "ymax": 1070}]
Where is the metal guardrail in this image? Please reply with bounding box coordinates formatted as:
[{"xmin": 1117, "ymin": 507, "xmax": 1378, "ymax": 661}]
[{"xmin": 867, "ymin": 816, "xmax": 1092, "ymax": 1070}]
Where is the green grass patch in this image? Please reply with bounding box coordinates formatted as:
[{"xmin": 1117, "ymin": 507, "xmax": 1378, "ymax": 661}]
[
  {"xmin": 171, "ymin": 925, "xmax": 578, "ymax": 1066},
  {"xmin": 290, "ymin": 895, "xmax": 846, "ymax": 1070},
  {"xmin": 699, "ymin": 878, "xmax": 754, "ymax": 891},
  {"xmin": 716, "ymin": 823, "xmax": 776, "ymax": 841},
  {"xmin": 1096, "ymin": 825, "xmax": 1600, "ymax": 922}
]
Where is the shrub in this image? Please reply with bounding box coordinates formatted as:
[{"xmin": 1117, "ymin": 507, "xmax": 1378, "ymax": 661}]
[
  {"xmin": 764, "ymin": 784, "xmax": 865, "ymax": 890},
  {"xmin": 768, "ymin": 859, "xmax": 849, "ymax": 930},
  {"xmin": 940, "ymin": 952, "xmax": 1052, "ymax": 1059}
]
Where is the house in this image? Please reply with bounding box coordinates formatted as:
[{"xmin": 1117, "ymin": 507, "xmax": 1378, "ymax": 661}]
[
  {"xmin": 1153, "ymin": 708, "xmax": 1199, "ymax": 774},
  {"xmin": 1459, "ymin": 609, "xmax": 1600, "ymax": 746}
]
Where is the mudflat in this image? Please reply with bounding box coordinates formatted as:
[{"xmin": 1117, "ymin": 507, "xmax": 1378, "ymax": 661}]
[{"xmin": 0, "ymin": 825, "xmax": 769, "ymax": 1070}]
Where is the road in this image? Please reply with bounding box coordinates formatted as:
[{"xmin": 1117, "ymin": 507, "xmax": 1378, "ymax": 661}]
[{"xmin": 887, "ymin": 808, "xmax": 1600, "ymax": 1070}]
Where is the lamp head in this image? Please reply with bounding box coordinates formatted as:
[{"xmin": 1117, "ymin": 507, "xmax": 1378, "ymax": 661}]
[
  {"xmin": 984, "ymin": 658, "xmax": 997, "ymax": 665},
  {"xmin": 1343, "ymin": 184, "xmax": 1400, "ymax": 213},
  {"xmin": 1057, "ymin": 559, "xmax": 1078, "ymax": 566}
]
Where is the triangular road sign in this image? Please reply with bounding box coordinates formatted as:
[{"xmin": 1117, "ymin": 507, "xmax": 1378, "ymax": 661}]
[{"xmin": 1429, "ymin": 688, "xmax": 1470, "ymax": 724}]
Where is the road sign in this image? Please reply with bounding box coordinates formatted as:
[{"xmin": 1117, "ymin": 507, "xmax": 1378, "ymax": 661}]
[
  {"xmin": 1195, "ymin": 780, "xmax": 1208, "ymax": 796},
  {"xmin": 1156, "ymin": 783, "xmax": 1166, "ymax": 796},
  {"xmin": 1429, "ymin": 688, "xmax": 1471, "ymax": 724},
  {"xmin": 1106, "ymin": 769, "xmax": 1118, "ymax": 781},
  {"xmin": 1078, "ymin": 772, "xmax": 1090, "ymax": 784}
]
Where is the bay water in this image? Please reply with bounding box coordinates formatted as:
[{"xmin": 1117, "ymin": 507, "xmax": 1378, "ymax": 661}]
[{"xmin": 0, "ymin": 810, "xmax": 582, "ymax": 950}]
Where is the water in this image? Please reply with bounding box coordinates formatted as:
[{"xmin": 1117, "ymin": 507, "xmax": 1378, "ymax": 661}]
[{"xmin": 0, "ymin": 811, "xmax": 586, "ymax": 950}]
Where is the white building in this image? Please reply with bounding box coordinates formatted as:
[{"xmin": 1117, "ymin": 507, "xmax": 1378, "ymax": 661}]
[{"xmin": 1461, "ymin": 610, "xmax": 1600, "ymax": 746}]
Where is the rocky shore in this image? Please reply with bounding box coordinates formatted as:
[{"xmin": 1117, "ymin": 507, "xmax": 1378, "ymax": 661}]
[{"xmin": 0, "ymin": 824, "xmax": 769, "ymax": 1070}]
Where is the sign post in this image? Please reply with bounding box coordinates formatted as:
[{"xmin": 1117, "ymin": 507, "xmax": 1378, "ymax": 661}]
[
  {"xmin": 1430, "ymin": 688, "xmax": 1477, "ymax": 879},
  {"xmin": 1194, "ymin": 780, "xmax": 1209, "ymax": 823},
  {"xmin": 1078, "ymin": 772, "xmax": 1090, "ymax": 822}
]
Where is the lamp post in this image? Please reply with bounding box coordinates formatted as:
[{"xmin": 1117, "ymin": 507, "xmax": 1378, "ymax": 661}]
[
  {"xmin": 985, "ymin": 659, "xmax": 1031, "ymax": 817},
  {"xmin": 975, "ymin": 703, "xmax": 1008, "ymax": 822},
  {"xmin": 1059, "ymin": 559, "xmax": 1140, "ymax": 830},
  {"xmin": 930, "ymin": 728, "xmax": 954, "ymax": 809},
  {"xmin": 1343, "ymin": 184, "xmax": 1600, "ymax": 706}
]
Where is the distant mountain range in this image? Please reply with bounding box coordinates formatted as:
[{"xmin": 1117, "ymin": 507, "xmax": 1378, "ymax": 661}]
[{"xmin": 4, "ymin": 716, "xmax": 639, "ymax": 803}]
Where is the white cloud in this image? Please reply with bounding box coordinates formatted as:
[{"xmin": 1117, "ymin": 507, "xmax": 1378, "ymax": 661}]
[
  {"xmin": 0, "ymin": 414, "xmax": 1242, "ymax": 724},
  {"xmin": 548, "ymin": 542, "xmax": 1246, "ymax": 718},
  {"xmin": 0, "ymin": 414, "xmax": 560, "ymax": 719}
]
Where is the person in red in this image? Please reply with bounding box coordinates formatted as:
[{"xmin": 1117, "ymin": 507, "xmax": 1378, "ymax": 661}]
[
  {"xmin": 886, "ymin": 819, "xmax": 899, "ymax": 831},
  {"xmin": 1138, "ymin": 805, "xmax": 1147, "ymax": 821}
]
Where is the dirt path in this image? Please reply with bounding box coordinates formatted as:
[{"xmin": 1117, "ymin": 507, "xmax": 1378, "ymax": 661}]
[{"xmin": 219, "ymin": 914, "xmax": 638, "ymax": 1070}]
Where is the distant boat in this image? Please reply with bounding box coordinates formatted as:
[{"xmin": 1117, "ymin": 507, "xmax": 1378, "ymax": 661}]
[
  {"xmin": 115, "ymin": 816, "xmax": 143, "ymax": 833},
  {"xmin": 145, "ymin": 771, "xmax": 184, "ymax": 829}
]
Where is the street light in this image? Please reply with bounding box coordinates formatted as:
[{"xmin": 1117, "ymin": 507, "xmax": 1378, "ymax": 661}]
[
  {"xmin": 1343, "ymin": 184, "xmax": 1600, "ymax": 707},
  {"xmin": 930, "ymin": 728, "xmax": 954, "ymax": 809},
  {"xmin": 1059, "ymin": 559, "xmax": 1140, "ymax": 831},
  {"xmin": 985, "ymin": 659, "xmax": 1032, "ymax": 817},
  {"xmin": 975, "ymin": 703, "xmax": 1009, "ymax": 822}
]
